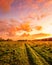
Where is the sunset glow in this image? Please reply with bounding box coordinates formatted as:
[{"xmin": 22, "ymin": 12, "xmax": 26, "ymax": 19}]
[{"xmin": 0, "ymin": 0, "xmax": 52, "ymax": 40}]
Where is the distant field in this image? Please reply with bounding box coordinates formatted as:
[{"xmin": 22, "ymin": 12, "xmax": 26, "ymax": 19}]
[{"xmin": 0, "ymin": 41, "xmax": 52, "ymax": 65}]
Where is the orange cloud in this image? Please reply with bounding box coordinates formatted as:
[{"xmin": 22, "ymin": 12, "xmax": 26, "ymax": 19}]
[
  {"xmin": 40, "ymin": 13, "xmax": 50, "ymax": 18},
  {"xmin": 32, "ymin": 33, "xmax": 51, "ymax": 40},
  {"xmin": 20, "ymin": 22, "xmax": 31, "ymax": 32},
  {"xmin": 0, "ymin": 19, "xmax": 32, "ymax": 38},
  {"xmin": 44, "ymin": 0, "xmax": 52, "ymax": 8},
  {"xmin": 0, "ymin": 20, "xmax": 9, "ymax": 32},
  {"xmin": 0, "ymin": 0, "xmax": 14, "ymax": 12},
  {"xmin": 18, "ymin": 33, "xmax": 50, "ymax": 40},
  {"xmin": 8, "ymin": 26, "xmax": 18, "ymax": 37},
  {"xmin": 26, "ymin": 0, "xmax": 32, "ymax": 4},
  {"xmin": 27, "ymin": 12, "xmax": 36, "ymax": 19},
  {"xmin": 0, "ymin": 19, "xmax": 51, "ymax": 40},
  {"xmin": 35, "ymin": 26, "xmax": 42, "ymax": 31},
  {"xmin": 0, "ymin": 19, "xmax": 18, "ymax": 37},
  {"xmin": 21, "ymin": 33, "xmax": 29, "ymax": 37},
  {"xmin": 32, "ymin": 4, "xmax": 39, "ymax": 10},
  {"xmin": 16, "ymin": 26, "xmax": 21, "ymax": 31},
  {"xmin": 41, "ymin": 13, "xmax": 47, "ymax": 18},
  {"xmin": 10, "ymin": 19, "xmax": 20, "ymax": 26},
  {"xmin": 8, "ymin": 21, "xmax": 31, "ymax": 36},
  {"xmin": 36, "ymin": 0, "xmax": 44, "ymax": 3}
]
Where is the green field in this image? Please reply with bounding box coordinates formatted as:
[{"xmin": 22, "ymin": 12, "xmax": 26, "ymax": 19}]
[{"xmin": 0, "ymin": 41, "xmax": 52, "ymax": 65}]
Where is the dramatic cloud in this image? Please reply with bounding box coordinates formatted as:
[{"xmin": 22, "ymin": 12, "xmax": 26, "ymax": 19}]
[
  {"xmin": 0, "ymin": 0, "xmax": 52, "ymax": 40},
  {"xmin": 0, "ymin": 20, "xmax": 32, "ymax": 37}
]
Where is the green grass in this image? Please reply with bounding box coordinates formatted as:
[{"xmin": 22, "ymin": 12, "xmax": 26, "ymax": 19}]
[
  {"xmin": 32, "ymin": 45, "xmax": 52, "ymax": 65},
  {"xmin": 0, "ymin": 41, "xmax": 52, "ymax": 65},
  {"xmin": 0, "ymin": 41, "xmax": 29, "ymax": 65}
]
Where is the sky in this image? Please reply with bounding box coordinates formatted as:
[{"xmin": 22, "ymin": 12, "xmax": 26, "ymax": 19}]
[{"xmin": 0, "ymin": 0, "xmax": 52, "ymax": 40}]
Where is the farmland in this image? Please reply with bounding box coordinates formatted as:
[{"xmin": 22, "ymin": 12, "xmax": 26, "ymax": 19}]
[{"xmin": 0, "ymin": 40, "xmax": 52, "ymax": 65}]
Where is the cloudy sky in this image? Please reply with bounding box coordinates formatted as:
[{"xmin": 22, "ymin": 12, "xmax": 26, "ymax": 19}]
[{"xmin": 0, "ymin": 0, "xmax": 52, "ymax": 40}]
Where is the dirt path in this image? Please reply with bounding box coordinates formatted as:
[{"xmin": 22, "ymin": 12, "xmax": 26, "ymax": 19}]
[{"xmin": 25, "ymin": 44, "xmax": 49, "ymax": 65}]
